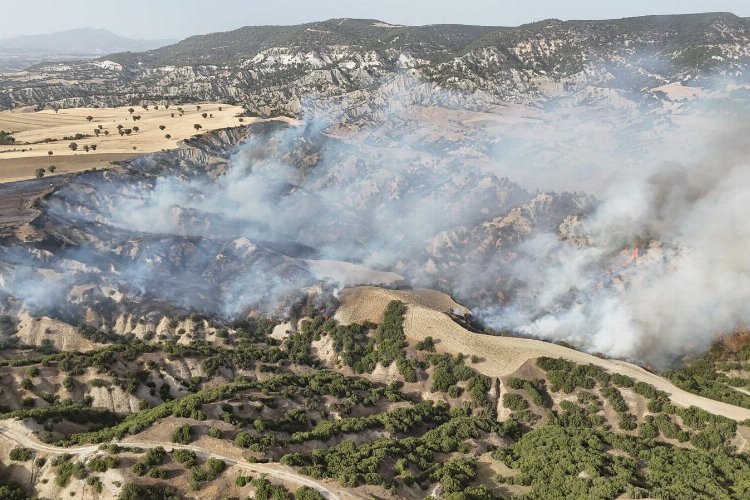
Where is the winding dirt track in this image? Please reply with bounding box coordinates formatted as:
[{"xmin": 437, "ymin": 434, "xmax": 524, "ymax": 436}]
[
  {"xmin": 0, "ymin": 423, "xmax": 359, "ymax": 500},
  {"xmin": 336, "ymin": 286, "xmax": 750, "ymax": 422}
]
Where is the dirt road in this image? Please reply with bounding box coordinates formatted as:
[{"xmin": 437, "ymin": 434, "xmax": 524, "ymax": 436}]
[{"xmin": 0, "ymin": 422, "xmax": 352, "ymax": 500}]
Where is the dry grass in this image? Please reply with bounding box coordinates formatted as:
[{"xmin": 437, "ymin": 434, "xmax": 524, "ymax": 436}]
[
  {"xmin": 336, "ymin": 286, "xmax": 750, "ymax": 421},
  {"xmin": 0, "ymin": 153, "xmax": 135, "ymax": 183},
  {"xmin": 0, "ymin": 103, "xmax": 250, "ymax": 182}
]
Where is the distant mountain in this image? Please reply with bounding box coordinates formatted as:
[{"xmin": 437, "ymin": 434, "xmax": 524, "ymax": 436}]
[{"xmin": 0, "ymin": 27, "xmax": 176, "ymax": 55}]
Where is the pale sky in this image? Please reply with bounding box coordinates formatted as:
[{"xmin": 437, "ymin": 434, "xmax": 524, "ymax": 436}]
[{"xmin": 0, "ymin": 0, "xmax": 748, "ymax": 40}]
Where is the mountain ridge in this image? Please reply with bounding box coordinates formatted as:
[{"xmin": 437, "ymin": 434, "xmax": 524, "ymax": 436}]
[{"xmin": 1, "ymin": 12, "xmax": 748, "ymax": 115}]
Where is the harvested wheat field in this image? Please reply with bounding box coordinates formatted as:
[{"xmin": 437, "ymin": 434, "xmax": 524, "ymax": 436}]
[
  {"xmin": 336, "ymin": 286, "xmax": 750, "ymax": 421},
  {"xmin": 0, "ymin": 103, "xmax": 247, "ymax": 182}
]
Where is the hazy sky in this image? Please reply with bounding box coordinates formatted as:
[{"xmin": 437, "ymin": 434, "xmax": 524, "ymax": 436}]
[{"xmin": 1, "ymin": 0, "xmax": 748, "ymax": 40}]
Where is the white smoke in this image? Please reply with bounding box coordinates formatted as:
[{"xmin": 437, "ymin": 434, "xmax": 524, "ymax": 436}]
[
  {"xmin": 2, "ymin": 78, "xmax": 750, "ymax": 368},
  {"xmin": 478, "ymin": 124, "xmax": 750, "ymax": 368}
]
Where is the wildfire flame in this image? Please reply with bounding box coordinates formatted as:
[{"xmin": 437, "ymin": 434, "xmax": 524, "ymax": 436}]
[{"xmin": 596, "ymin": 243, "xmax": 640, "ymax": 291}]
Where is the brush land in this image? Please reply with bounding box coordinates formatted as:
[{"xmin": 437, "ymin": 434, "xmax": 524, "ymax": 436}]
[{"xmin": 1, "ymin": 287, "xmax": 750, "ymax": 499}]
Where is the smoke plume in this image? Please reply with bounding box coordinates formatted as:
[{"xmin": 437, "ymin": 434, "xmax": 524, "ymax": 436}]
[
  {"xmin": 1, "ymin": 81, "xmax": 749, "ymax": 368},
  {"xmin": 477, "ymin": 122, "xmax": 750, "ymax": 368}
]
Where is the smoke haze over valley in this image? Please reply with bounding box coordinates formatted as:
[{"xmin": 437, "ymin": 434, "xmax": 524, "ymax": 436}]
[
  {"xmin": 5, "ymin": 9, "xmax": 750, "ymax": 500},
  {"xmin": 1, "ymin": 76, "xmax": 748, "ymax": 368}
]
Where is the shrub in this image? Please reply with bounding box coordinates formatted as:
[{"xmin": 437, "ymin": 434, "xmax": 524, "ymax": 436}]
[
  {"xmin": 205, "ymin": 457, "xmax": 226, "ymax": 476},
  {"xmin": 396, "ymin": 356, "xmax": 418, "ymax": 383},
  {"xmin": 447, "ymin": 385, "xmax": 463, "ymax": 398},
  {"xmin": 639, "ymin": 422, "xmax": 658, "ymax": 439},
  {"xmin": 295, "ymin": 486, "xmax": 325, "ymax": 500},
  {"xmin": 56, "ymin": 461, "xmax": 86, "ymax": 486},
  {"xmin": 119, "ymin": 483, "xmax": 179, "ymax": 500},
  {"xmin": 87, "ymin": 455, "xmax": 118, "ymax": 472},
  {"xmin": 618, "ymin": 412, "xmax": 638, "ymax": 431},
  {"xmin": 610, "ymin": 373, "xmax": 635, "ymax": 388},
  {"xmin": 251, "ymin": 477, "xmax": 292, "ymax": 500},
  {"xmin": 503, "ymin": 393, "xmax": 529, "ymax": 411},
  {"xmin": 415, "ymin": 336, "xmax": 436, "ymax": 352},
  {"xmin": 374, "ymin": 301, "xmax": 407, "ymax": 366},
  {"xmin": 143, "ymin": 446, "xmax": 166, "ymax": 466},
  {"xmin": 148, "ymin": 466, "xmax": 168, "ymax": 478},
  {"xmin": 9, "ymin": 447, "xmax": 32, "ymax": 461},
  {"xmin": 172, "ymin": 448, "xmax": 197, "ymax": 468},
  {"xmin": 506, "ymin": 378, "xmax": 551, "ymax": 407},
  {"xmin": 600, "ymin": 387, "xmax": 628, "ymax": 413},
  {"xmin": 430, "ymin": 457, "xmax": 478, "ymax": 493},
  {"xmin": 170, "ymin": 424, "xmax": 192, "ymax": 444},
  {"xmin": 86, "ymin": 476, "xmax": 102, "ymax": 493}
]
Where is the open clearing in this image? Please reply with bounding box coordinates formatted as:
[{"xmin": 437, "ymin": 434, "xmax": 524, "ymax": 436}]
[
  {"xmin": 0, "ymin": 103, "xmax": 246, "ymax": 182},
  {"xmin": 336, "ymin": 286, "xmax": 750, "ymax": 421}
]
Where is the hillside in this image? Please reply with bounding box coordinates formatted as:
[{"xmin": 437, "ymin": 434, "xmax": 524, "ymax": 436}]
[
  {"xmin": 1, "ymin": 11, "xmax": 750, "ymax": 499},
  {"xmin": 1, "ymin": 13, "xmax": 749, "ymax": 115},
  {"xmin": 1, "ymin": 286, "xmax": 749, "ymax": 499}
]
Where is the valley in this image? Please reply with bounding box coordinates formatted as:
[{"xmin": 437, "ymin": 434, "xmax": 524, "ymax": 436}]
[{"xmin": 1, "ymin": 9, "xmax": 750, "ymax": 500}]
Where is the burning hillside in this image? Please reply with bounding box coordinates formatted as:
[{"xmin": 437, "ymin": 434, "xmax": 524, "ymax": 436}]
[{"xmin": 0, "ymin": 98, "xmax": 749, "ymax": 369}]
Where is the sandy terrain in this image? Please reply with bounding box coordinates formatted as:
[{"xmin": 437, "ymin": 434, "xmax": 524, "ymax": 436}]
[
  {"xmin": 336, "ymin": 286, "xmax": 750, "ymax": 421},
  {"xmin": 14, "ymin": 311, "xmax": 101, "ymax": 352},
  {"xmin": 0, "ymin": 103, "xmax": 247, "ymax": 182}
]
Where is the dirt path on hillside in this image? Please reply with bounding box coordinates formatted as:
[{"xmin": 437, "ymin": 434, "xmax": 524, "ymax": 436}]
[
  {"xmin": 0, "ymin": 421, "xmax": 356, "ymax": 500},
  {"xmin": 336, "ymin": 286, "xmax": 750, "ymax": 422}
]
